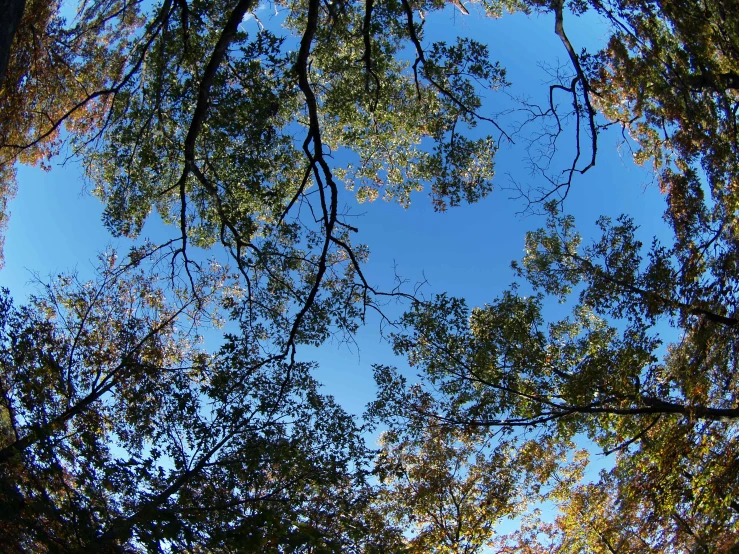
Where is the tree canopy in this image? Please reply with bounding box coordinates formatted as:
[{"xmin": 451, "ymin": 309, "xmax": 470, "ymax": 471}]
[{"xmin": 1, "ymin": 0, "xmax": 738, "ymax": 551}]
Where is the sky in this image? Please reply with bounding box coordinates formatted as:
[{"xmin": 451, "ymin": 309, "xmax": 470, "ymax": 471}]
[{"xmin": 0, "ymin": 0, "xmax": 673, "ymax": 533}]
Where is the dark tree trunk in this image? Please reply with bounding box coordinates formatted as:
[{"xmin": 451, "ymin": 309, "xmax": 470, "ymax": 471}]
[{"xmin": 0, "ymin": 0, "xmax": 26, "ymax": 88}]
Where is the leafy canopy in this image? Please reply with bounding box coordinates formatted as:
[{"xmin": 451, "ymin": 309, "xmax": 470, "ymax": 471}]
[{"xmin": 1, "ymin": 0, "xmax": 739, "ymax": 550}]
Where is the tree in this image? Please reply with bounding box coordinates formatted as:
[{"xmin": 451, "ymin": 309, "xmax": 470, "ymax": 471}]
[
  {"xmin": 375, "ymin": 200, "xmax": 739, "ymax": 550},
  {"xmin": 370, "ymin": 414, "xmax": 589, "ymax": 553},
  {"xmin": 356, "ymin": 0, "xmax": 739, "ymax": 549},
  {"xmin": 588, "ymin": 0, "xmax": 739, "ymax": 211},
  {"xmin": 74, "ymin": 0, "xmax": 519, "ymax": 373},
  {"xmin": 374, "ymin": 424, "xmax": 513, "ymax": 553},
  {"xmin": 0, "ymin": 0, "xmax": 142, "ymax": 266},
  {"xmin": 0, "ymin": 1, "xmax": 512, "ymax": 548},
  {"xmin": 0, "ymin": 252, "xmax": 399, "ymax": 552}
]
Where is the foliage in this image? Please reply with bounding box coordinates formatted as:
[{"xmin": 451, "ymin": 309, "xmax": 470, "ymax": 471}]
[
  {"xmin": 2, "ymin": 0, "xmax": 739, "ymax": 550},
  {"xmin": 0, "ymin": 254, "xmax": 396, "ymax": 552},
  {"xmin": 0, "ymin": 0, "xmax": 514, "ymax": 549},
  {"xmin": 75, "ymin": 0, "xmax": 512, "ymax": 370},
  {"xmin": 370, "ymin": 410, "xmax": 588, "ymax": 553},
  {"xmin": 0, "ymin": 0, "xmax": 142, "ymax": 266},
  {"xmin": 589, "ymin": 0, "xmax": 739, "ymax": 215},
  {"xmin": 377, "ymin": 202, "xmax": 739, "ymax": 550}
]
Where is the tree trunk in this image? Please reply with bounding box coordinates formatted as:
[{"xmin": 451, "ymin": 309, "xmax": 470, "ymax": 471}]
[{"xmin": 0, "ymin": 0, "xmax": 26, "ymax": 88}]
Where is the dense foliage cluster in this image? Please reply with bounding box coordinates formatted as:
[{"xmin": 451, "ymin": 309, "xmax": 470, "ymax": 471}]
[{"xmin": 1, "ymin": 0, "xmax": 738, "ymax": 551}]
